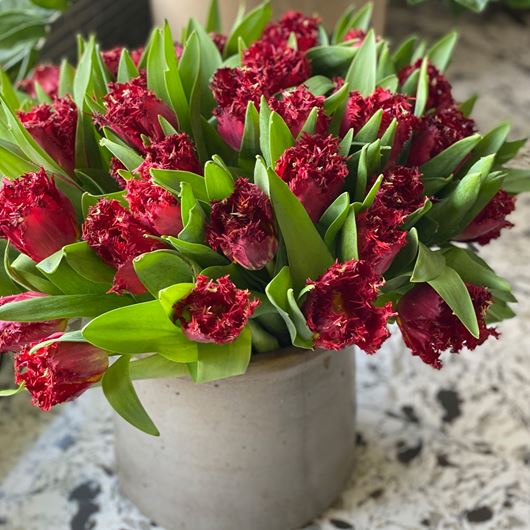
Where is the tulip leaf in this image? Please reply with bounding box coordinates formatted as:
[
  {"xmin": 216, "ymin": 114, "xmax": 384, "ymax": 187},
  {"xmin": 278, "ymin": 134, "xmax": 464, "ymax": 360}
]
[
  {"xmin": 269, "ymin": 111, "xmax": 294, "ymax": 166},
  {"xmin": 259, "ymin": 96, "xmax": 272, "ymax": 166},
  {"xmin": 265, "ymin": 266, "xmax": 313, "ymax": 348},
  {"xmin": 268, "ymin": 171, "xmax": 333, "ymax": 291},
  {"xmin": 495, "ymin": 138, "xmax": 527, "ymax": 166},
  {"xmin": 151, "ymin": 169, "xmax": 208, "ymax": 202},
  {"xmin": 129, "ymin": 353, "xmax": 190, "ymax": 381},
  {"xmin": 303, "ymin": 75, "xmax": 335, "ymax": 96},
  {"xmin": 188, "ymin": 326, "xmax": 252, "ymax": 383},
  {"xmin": 224, "ymin": 2, "xmax": 272, "ymax": 58},
  {"xmin": 414, "ymin": 58, "xmax": 429, "ymax": 116},
  {"xmin": 81, "ymin": 190, "xmax": 127, "ymax": 218},
  {"xmin": 134, "ymin": 250, "xmax": 194, "ymax": 297},
  {"xmin": 0, "ymin": 240, "xmax": 21, "ymax": 296},
  {"xmin": 354, "ymin": 109, "xmax": 383, "ymax": 142},
  {"xmin": 411, "ymin": 243, "xmax": 446, "ymax": 283},
  {"xmin": 344, "ymin": 30, "xmax": 376, "ymax": 96},
  {"xmin": 339, "ymin": 205, "xmax": 358, "ymax": 261},
  {"xmin": 393, "ymin": 36, "xmax": 419, "ymax": 72},
  {"xmin": 205, "ymin": 0, "xmax": 221, "ymax": 33},
  {"xmin": 158, "ymin": 283, "xmax": 195, "ymax": 320},
  {"xmin": 239, "ymin": 101, "xmax": 260, "ymax": 161},
  {"xmin": 428, "ymin": 266, "xmax": 480, "ymax": 338},
  {"xmin": 83, "ymin": 300, "xmax": 198, "ymax": 360},
  {"xmin": 319, "ymin": 192, "xmax": 351, "ymax": 250},
  {"xmin": 0, "ymin": 69, "xmax": 19, "ymax": 110},
  {"xmin": 324, "ymin": 81, "xmax": 350, "ymax": 115},
  {"xmin": 117, "ymin": 49, "xmax": 139, "ymax": 82},
  {"xmin": 164, "ymin": 236, "xmax": 228, "ymax": 268},
  {"xmin": 286, "ymin": 288, "xmax": 313, "ymax": 342},
  {"xmin": 99, "ymin": 138, "xmax": 143, "ymax": 172},
  {"xmin": 298, "ymin": 107, "xmax": 319, "ymax": 139},
  {"xmin": 0, "ymin": 383, "xmax": 25, "ymax": 397},
  {"xmin": 426, "ymin": 31, "xmax": 458, "ymax": 72},
  {"xmin": 102, "ymin": 355, "xmax": 160, "ymax": 436},
  {"xmin": 0, "ymin": 141, "xmax": 39, "ymax": 178},
  {"xmin": 8, "ymin": 253, "xmax": 61, "ymax": 295},
  {"xmin": 306, "ymin": 45, "xmax": 357, "ymax": 77},
  {"xmin": 62, "ymin": 242, "xmax": 115, "ymax": 284},
  {"xmin": 332, "ymin": 2, "xmax": 373, "ymax": 43},
  {"xmin": 0, "ymin": 293, "xmax": 134, "ymax": 322},
  {"xmin": 420, "ymin": 133, "xmax": 481, "ymax": 180},
  {"xmin": 502, "ymin": 168, "xmax": 530, "ymax": 193},
  {"xmin": 204, "ymin": 160, "xmax": 235, "ymax": 201}
]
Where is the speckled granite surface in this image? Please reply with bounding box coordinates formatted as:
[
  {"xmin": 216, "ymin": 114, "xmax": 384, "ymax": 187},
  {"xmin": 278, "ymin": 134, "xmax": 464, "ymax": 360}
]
[{"xmin": 1, "ymin": 5, "xmax": 529, "ymax": 530}]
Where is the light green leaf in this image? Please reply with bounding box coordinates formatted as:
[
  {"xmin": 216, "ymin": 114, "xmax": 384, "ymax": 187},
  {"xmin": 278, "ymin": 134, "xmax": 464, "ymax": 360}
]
[
  {"xmin": 269, "ymin": 111, "xmax": 295, "ymax": 165},
  {"xmin": 151, "ymin": 169, "xmax": 208, "ymax": 202},
  {"xmin": 344, "ymin": 29, "xmax": 376, "ymax": 96},
  {"xmin": 426, "ymin": 31, "xmax": 458, "ymax": 72},
  {"xmin": 411, "ymin": 242, "xmax": 446, "ymax": 283},
  {"xmin": 339, "ymin": 205, "xmax": 358, "ymax": 261},
  {"xmin": 204, "ymin": 160, "xmax": 235, "ymax": 201}
]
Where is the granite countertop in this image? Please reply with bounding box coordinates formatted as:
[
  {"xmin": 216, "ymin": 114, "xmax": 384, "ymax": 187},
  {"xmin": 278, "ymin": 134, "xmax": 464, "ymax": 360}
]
[{"xmin": 1, "ymin": 5, "xmax": 529, "ymax": 530}]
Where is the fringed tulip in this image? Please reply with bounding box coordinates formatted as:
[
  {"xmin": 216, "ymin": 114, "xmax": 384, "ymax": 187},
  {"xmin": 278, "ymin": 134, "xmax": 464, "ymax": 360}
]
[
  {"xmin": 303, "ymin": 260, "xmax": 393, "ymax": 352},
  {"xmin": 125, "ymin": 179, "xmax": 183, "ymax": 237},
  {"xmin": 95, "ymin": 75, "xmax": 177, "ymax": 153},
  {"xmin": 455, "ymin": 190, "xmax": 516, "ymax": 245},
  {"xmin": 275, "ymin": 133, "xmax": 349, "ymax": 222},
  {"xmin": 0, "ymin": 292, "xmax": 66, "ymax": 354},
  {"xmin": 15, "ymin": 332, "xmax": 108, "ymax": 410},
  {"xmin": 397, "ymin": 283, "xmax": 498, "ymax": 369},
  {"xmin": 262, "ymin": 11, "xmax": 320, "ymax": 51},
  {"xmin": 206, "ymin": 178, "xmax": 278, "ymax": 270},
  {"xmin": 0, "ymin": 169, "xmax": 79, "ymax": 263},
  {"xmin": 173, "ymin": 275, "xmax": 259, "ymax": 344},
  {"xmin": 18, "ymin": 97, "xmax": 77, "ymax": 174}
]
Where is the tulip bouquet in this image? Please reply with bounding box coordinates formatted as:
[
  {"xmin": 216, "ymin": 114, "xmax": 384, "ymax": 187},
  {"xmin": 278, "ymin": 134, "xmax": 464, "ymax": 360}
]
[{"xmin": 0, "ymin": 1, "xmax": 527, "ymax": 435}]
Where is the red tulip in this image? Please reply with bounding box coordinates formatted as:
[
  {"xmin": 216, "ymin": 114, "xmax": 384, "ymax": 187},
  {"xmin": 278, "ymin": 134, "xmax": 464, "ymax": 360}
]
[
  {"xmin": 262, "ymin": 11, "xmax": 320, "ymax": 51},
  {"xmin": 125, "ymin": 179, "xmax": 183, "ymax": 237},
  {"xmin": 173, "ymin": 275, "xmax": 259, "ymax": 344},
  {"xmin": 210, "ymin": 32, "xmax": 227, "ymax": 54},
  {"xmin": 15, "ymin": 332, "xmax": 108, "ymax": 410},
  {"xmin": 18, "ymin": 97, "xmax": 77, "ymax": 174},
  {"xmin": 399, "ymin": 59, "xmax": 454, "ymax": 111},
  {"xmin": 95, "ymin": 74, "xmax": 177, "ymax": 153},
  {"xmin": 408, "ymin": 106, "xmax": 476, "ymax": 167},
  {"xmin": 397, "ymin": 283, "xmax": 498, "ymax": 369},
  {"xmin": 303, "ymin": 260, "xmax": 394, "ymax": 352},
  {"xmin": 19, "ymin": 65, "xmax": 60, "ymax": 99},
  {"xmin": 0, "ymin": 292, "xmax": 67, "ymax": 354},
  {"xmin": 82, "ymin": 199, "xmax": 164, "ymax": 294},
  {"xmin": 268, "ymin": 85, "xmax": 330, "ymax": 138},
  {"xmin": 135, "ymin": 133, "xmax": 202, "ymax": 180},
  {"xmin": 455, "ymin": 190, "xmax": 516, "ymax": 245},
  {"xmin": 101, "ymin": 45, "xmax": 144, "ymax": 77},
  {"xmin": 0, "ymin": 169, "xmax": 79, "ymax": 263},
  {"xmin": 206, "ymin": 178, "xmax": 278, "ymax": 270},
  {"xmin": 275, "ymin": 133, "xmax": 349, "ymax": 222}
]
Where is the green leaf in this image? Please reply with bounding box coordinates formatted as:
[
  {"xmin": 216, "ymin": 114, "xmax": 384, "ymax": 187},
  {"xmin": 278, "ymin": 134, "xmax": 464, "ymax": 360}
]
[
  {"xmin": 0, "ymin": 293, "xmax": 133, "ymax": 322},
  {"xmin": 82, "ymin": 190, "xmax": 127, "ymax": 218},
  {"xmin": 224, "ymin": 1, "xmax": 272, "ymax": 58},
  {"xmin": 117, "ymin": 49, "xmax": 139, "ymax": 82},
  {"xmin": 151, "ymin": 169, "xmax": 208, "ymax": 202},
  {"xmin": 134, "ymin": 250, "xmax": 193, "ymax": 297},
  {"xmin": 411, "ymin": 242, "xmax": 446, "ymax": 282},
  {"xmin": 204, "ymin": 160, "xmax": 235, "ymax": 201},
  {"xmin": 0, "ymin": 69, "xmax": 19, "ymax": 109},
  {"xmin": 297, "ymin": 107, "xmax": 319, "ymax": 139},
  {"xmin": 428, "ymin": 266, "xmax": 479, "ymax": 337},
  {"xmin": 62, "ymin": 241, "xmax": 115, "ymax": 285},
  {"xmin": 303, "ymin": 75, "xmax": 335, "ymax": 96},
  {"xmin": 414, "ymin": 58, "xmax": 429, "ymax": 116},
  {"xmin": 459, "ymin": 94, "xmax": 478, "ymax": 118},
  {"xmin": 164, "ymin": 236, "xmax": 228, "ymax": 268},
  {"xmin": 495, "ymin": 138, "xmax": 527, "ymax": 166},
  {"xmin": 319, "ymin": 192, "xmax": 351, "ymax": 250},
  {"xmin": 239, "ymin": 101, "xmax": 260, "ymax": 160},
  {"xmin": 426, "ymin": 31, "xmax": 458, "ymax": 72},
  {"xmin": 306, "ymin": 45, "xmax": 357, "ymax": 77},
  {"xmin": 268, "ymin": 171, "xmax": 333, "ymax": 291},
  {"xmin": 129, "ymin": 354, "xmax": 189, "ymax": 381},
  {"xmin": 0, "ymin": 239, "xmax": 21, "ymax": 295},
  {"xmin": 178, "ymin": 31, "xmax": 201, "ymax": 100},
  {"xmin": 324, "ymin": 80, "xmax": 350, "ymax": 115},
  {"xmin": 99, "ymin": 138, "xmax": 143, "ymax": 172},
  {"xmin": 8, "ymin": 253, "xmax": 61, "ymax": 294},
  {"xmin": 205, "ymin": 0, "xmax": 221, "ymax": 33},
  {"xmin": 393, "ymin": 36, "xmax": 419, "ymax": 72},
  {"xmin": 354, "ymin": 109, "xmax": 382, "ymax": 142},
  {"xmin": 344, "ymin": 30, "xmax": 376, "ymax": 96},
  {"xmin": 248, "ymin": 320, "xmax": 279, "ymax": 353},
  {"xmin": 102, "ymin": 356, "xmax": 160, "ymax": 436},
  {"xmin": 84, "ymin": 300, "xmax": 198, "ymax": 360},
  {"xmin": 339, "ymin": 205, "xmax": 358, "ymax": 261},
  {"xmin": 502, "ymin": 168, "xmax": 530, "ymax": 193},
  {"xmin": 178, "ymin": 184, "xmax": 206, "ymax": 243},
  {"xmin": 0, "ymin": 141, "xmax": 38, "ymax": 178},
  {"xmin": 158, "ymin": 282, "xmax": 195, "ymax": 318},
  {"xmin": 269, "ymin": 111, "xmax": 295, "ymax": 165},
  {"xmin": 189, "ymin": 326, "xmax": 252, "ymax": 383},
  {"xmin": 420, "ymin": 134, "xmax": 481, "ymax": 179}
]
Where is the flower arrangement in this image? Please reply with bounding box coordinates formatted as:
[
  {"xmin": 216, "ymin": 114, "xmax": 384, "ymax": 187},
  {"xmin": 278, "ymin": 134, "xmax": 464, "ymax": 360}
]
[{"xmin": 0, "ymin": 1, "xmax": 528, "ymax": 435}]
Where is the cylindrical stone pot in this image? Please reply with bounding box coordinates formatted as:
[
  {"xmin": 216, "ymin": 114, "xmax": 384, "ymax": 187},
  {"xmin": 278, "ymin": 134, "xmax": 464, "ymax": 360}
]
[{"xmin": 114, "ymin": 347, "xmax": 357, "ymax": 530}]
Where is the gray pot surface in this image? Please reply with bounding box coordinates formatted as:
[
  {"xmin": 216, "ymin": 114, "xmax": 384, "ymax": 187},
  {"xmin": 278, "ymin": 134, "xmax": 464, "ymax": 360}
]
[{"xmin": 114, "ymin": 347, "xmax": 357, "ymax": 530}]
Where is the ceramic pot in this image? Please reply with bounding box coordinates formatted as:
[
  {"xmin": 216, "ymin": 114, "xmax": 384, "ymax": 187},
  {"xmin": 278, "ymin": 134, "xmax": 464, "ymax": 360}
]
[
  {"xmin": 114, "ymin": 346, "xmax": 357, "ymax": 530},
  {"xmin": 149, "ymin": 0, "xmax": 387, "ymax": 35}
]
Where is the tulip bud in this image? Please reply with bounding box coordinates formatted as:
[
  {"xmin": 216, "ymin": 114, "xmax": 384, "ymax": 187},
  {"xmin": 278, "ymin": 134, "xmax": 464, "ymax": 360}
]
[
  {"xmin": 275, "ymin": 133, "xmax": 349, "ymax": 222},
  {"xmin": 397, "ymin": 283, "xmax": 498, "ymax": 369},
  {"xmin": 399, "ymin": 59, "xmax": 454, "ymax": 111},
  {"xmin": 19, "ymin": 64, "xmax": 60, "ymax": 99},
  {"xmin": 15, "ymin": 332, "xmax": 108, "ymax": 410},
  {"xmin": 125, "ymin": 179, "xmax": 183, "ymax": 237},
  {"xmin": 206, "ymin": 178, "xmax": 278, "ymax": 270},
  {"xmin": 268, "ymin": 86, "xmax": 329, "ymax": 138},
  {"xmin": 95, "ymin": 74, "xmax": 177, "ymax": 153},
  {"xmin": 262, "ymin": 11, "xmax": 320, "ymax": 51},
  {"xmin": 303, "ymin": 260, "xmax": 394, "ymax": 352},
  {"xmin": 173, "ymin": 275, "xmax": 259, "ymax": 344},
  {"xmin": 455, "ymin": 190, "xmax": 516, "ymax": 245},
  {"xmin": 135, "ymin": 133, "xmax": 202, "ymax": 180},
  {"xmin": 0, "ymin": 169, "xmax": 79, "ymax": 263},
  {"xmin": 0, "ymin": 292, "xmax": 67, "ymax": 354},
  {"xmin": 82, "ymin": 199, "xmax": 164, "ymax": 294},
  {"xmin": 18, "ymin": 97, "xmax": 77, "ymax": 174}
]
